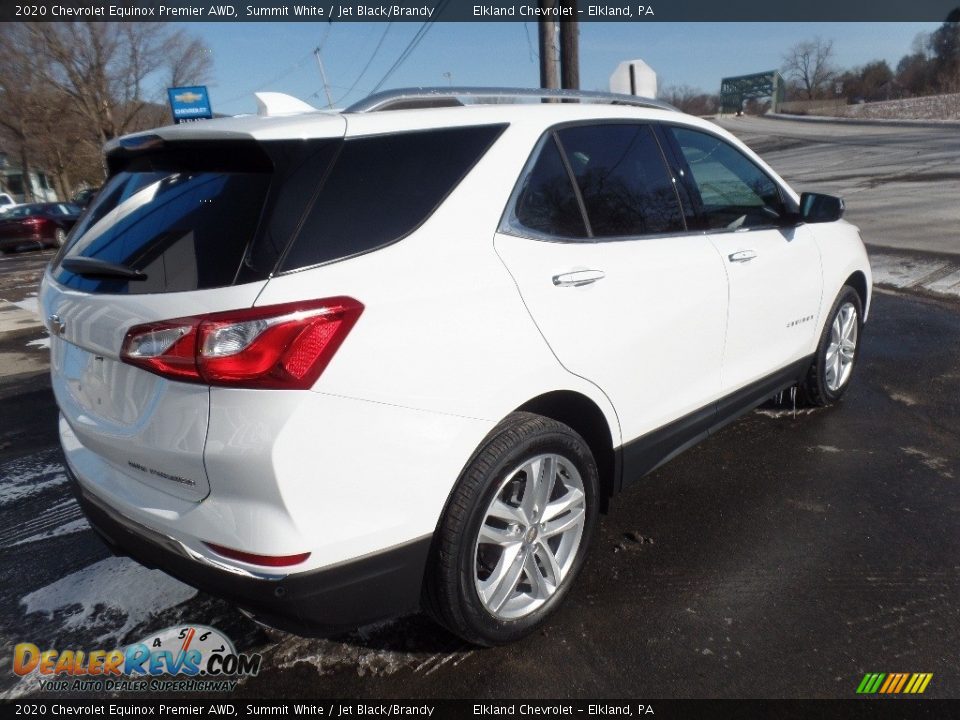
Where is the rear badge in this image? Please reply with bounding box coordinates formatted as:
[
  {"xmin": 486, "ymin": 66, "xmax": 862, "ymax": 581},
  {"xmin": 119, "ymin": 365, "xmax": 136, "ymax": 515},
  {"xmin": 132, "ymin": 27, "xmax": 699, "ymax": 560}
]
[{"xmin": 128, "ymin": 460, "xmax": 196, "ymax": 487}]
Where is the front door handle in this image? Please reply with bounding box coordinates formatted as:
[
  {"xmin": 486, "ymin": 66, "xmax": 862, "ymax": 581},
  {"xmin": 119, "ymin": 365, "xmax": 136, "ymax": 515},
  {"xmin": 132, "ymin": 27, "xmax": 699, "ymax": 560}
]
[
  {"xmin": 728, "ymin": 250, "xmax": 758, "ymax": 263},
  {"xmin": 552, "ymin": 269, "xmax": 606, "ymax": 287}
]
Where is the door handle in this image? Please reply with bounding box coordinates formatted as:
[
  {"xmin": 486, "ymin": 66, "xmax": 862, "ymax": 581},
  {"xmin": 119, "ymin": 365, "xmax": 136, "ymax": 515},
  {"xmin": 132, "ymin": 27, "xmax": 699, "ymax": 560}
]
[
  {"xmin": 728, "ymin": 250, "xmax": 758, "ymax": 263},
  {"xmin": 552, "ymin": 269, "xmax": 606, "ymax": 287}
]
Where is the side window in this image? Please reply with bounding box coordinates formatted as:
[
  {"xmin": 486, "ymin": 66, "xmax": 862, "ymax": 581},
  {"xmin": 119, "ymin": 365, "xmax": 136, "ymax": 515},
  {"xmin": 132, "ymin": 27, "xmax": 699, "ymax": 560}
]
[
  {"xmin": 557, "ymin": 124, "xmax": 685, "ymax": 238},
  {"xmin": 514, "ymin": 136, "xmax": 588, "ymax": 239},
  {"xmin": 280, "ymin": 125, "xmax": 505, "ymax": 272},
  {"xmin": 669, "ymin": 127, "xmax": 784, "ymax": 231}
]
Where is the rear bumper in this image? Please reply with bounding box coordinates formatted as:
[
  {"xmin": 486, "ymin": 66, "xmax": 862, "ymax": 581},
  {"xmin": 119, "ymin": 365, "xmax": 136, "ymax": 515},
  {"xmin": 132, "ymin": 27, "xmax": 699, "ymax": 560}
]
[{"xmin": 69, "ymin": 467, "xmax": 432, "ymax": 636}]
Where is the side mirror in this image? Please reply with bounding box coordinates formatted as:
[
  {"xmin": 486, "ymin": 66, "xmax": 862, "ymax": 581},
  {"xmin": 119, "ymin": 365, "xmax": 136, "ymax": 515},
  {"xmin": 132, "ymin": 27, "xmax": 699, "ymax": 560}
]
[{"xmin": 800, "ymin": 192, "xmax": 844, "ymax": 223}]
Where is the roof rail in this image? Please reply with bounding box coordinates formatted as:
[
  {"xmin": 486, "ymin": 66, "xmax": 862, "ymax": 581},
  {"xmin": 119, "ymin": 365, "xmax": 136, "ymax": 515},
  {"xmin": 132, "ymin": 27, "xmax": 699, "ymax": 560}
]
[{"xmin": 346, "ymin": 87, "xmax": 678, "ymax": 114}]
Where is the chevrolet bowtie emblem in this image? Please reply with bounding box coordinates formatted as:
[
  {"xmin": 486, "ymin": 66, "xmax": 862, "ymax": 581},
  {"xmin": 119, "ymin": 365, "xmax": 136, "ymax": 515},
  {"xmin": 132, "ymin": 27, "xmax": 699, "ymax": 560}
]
[
  {"xmin": 174, "ymin": 91, "xmax": 204, "ymax": 104},
  {"xmin": 48, "ymin": 314, "xmax": 66, "ymax": 336}
]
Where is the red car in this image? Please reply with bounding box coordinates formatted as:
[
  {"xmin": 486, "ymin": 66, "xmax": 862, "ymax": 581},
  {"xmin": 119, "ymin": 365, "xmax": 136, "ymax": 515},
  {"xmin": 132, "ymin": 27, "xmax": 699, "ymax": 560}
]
[{"xmin": 0, "ymin": 202, "xmax": 82, "ymax": 253}]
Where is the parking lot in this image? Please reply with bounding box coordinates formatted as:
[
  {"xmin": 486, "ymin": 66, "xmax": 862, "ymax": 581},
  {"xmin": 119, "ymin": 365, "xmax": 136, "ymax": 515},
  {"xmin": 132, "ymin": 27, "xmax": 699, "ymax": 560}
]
[{"xmin": 1, "ymin": 116, "xmax": 958, "ymax": 699}]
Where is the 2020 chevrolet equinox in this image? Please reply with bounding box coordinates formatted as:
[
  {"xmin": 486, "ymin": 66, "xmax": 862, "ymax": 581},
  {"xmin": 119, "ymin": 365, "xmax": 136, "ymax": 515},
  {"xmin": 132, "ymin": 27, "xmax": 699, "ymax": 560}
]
[{"xmin": 41, "ymin": 88, "xmax": 871, "ymax": 645}]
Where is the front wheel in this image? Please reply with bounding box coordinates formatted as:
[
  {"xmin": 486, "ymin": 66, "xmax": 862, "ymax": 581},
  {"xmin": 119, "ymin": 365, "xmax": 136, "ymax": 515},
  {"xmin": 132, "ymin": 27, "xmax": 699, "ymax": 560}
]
[
  {"xmin": 801, "ymin": 285, "xmax": 863, "ymax": 406},
  {"xmin": 424, "ymin": 412, "xmax": 599, "ymax": 646}
]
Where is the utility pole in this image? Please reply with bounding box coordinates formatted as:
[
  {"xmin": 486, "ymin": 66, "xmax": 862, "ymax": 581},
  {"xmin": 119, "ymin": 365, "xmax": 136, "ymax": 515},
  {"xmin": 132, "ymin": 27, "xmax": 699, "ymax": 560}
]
[
  {"xmin": 537, "ymin": 0, "xmax": 560, "ymax": 92},
  {"xmin": 313, "ymin": 46, "xmax": 334, "ymax": 109},
  {"xmin": 559, "ymin": 0, "xmax": 580, "ymax": 90}
]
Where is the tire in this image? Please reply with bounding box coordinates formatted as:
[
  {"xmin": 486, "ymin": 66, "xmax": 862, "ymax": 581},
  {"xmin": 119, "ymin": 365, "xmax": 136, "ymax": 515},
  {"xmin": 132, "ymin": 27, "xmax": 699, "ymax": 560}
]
[
  {"xmin": 423, "ymin": 412, "xmax": 599, "ymax": 646},
  {"xmin": 54, "ymin": 228, "xmax": 67, "ymax": 247},
  {"xmin": 801, "ymin": 285, "xmax": 864, "ymax": 406}
]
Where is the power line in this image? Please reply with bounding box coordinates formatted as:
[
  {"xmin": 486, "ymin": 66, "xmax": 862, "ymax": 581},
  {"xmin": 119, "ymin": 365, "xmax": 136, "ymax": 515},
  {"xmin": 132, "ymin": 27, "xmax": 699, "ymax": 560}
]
[
  {"xmin": 218, "ymin": 51, "xmax": 315, "ymax": 107},
  {"xmin": 523, "ymin": 22, "xmax": 538, "ymax": 63},
  {"xmin": 330, "ymin": 23, "xmax": 393, "ymax": 105},
  {"xmin": 368, "ymin": 0, "xmax": 450, "ymax": 95}
]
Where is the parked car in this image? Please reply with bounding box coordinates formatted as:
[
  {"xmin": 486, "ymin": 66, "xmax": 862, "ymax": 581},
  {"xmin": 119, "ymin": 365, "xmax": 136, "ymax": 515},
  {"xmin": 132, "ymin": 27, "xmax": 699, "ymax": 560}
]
[
  {"xmin": 41, "ymin": 88, "xmax": 871, "ymax": 645},
  {"xmin": 71, "ymin": 187, "xmax": 101, "ymax": 208},
  {"xmin": 0, "ymin": 202, "xmax": 81, "ymax": 253},
  {"xmin": 0, "ymin": 192, "xmax": 18, "ymax": 214}
]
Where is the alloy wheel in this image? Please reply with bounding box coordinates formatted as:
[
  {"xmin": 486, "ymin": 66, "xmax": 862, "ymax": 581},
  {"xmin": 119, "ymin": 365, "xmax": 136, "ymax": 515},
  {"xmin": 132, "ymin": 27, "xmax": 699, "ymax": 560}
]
[
  {"xmin": 473, "ymin": 453, "xmax": 587, "ymax": 620},
  {"xmin": 825, "ymin": 301, "xmax": 858, "ymax": 392}
]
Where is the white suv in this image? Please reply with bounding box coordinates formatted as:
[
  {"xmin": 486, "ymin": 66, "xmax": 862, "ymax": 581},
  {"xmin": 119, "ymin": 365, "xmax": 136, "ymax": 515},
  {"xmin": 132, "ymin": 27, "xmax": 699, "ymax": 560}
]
[{"xmin": 41, "ymin": 88, "xmax": 871, "ymax": 645}]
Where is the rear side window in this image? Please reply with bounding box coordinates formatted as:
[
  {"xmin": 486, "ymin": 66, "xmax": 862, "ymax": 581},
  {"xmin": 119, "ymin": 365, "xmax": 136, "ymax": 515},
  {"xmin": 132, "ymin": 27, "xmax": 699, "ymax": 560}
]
[
  {"xmin": 556, "ymin": 124, "xmax": 685, "ymax": 238},
  {"xmin": 279, "ymin": 124, "xmax": 506, "ymax": 272}
]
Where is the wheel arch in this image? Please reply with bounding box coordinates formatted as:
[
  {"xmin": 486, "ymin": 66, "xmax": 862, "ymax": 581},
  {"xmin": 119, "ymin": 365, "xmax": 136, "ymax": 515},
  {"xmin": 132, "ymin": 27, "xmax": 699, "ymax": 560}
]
[
  {"xmin": 844, "ymin": 270, "xmax": 870, "ymax": 319},
  {"xmin": 514, "ymin": 390, "xmax": 618, "ymax": 511}
]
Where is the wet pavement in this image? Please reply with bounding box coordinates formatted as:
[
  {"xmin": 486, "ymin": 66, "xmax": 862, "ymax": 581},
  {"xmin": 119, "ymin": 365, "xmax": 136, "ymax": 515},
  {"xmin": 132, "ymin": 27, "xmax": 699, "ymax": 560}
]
[
  {"xmin": 1, "ymin": 289, "xmax": 957, "ymax": 699},
  {"xmin": 1, "ymin": 118, "xmax": 958, "ymax": 700}
]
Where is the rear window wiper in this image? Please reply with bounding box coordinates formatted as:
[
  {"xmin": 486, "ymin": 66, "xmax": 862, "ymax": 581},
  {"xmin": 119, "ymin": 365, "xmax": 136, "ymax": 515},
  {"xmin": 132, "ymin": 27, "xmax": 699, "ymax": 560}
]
[{"xmin": 60, "ymin": 257, "xmax": 148, "ymax": 280}]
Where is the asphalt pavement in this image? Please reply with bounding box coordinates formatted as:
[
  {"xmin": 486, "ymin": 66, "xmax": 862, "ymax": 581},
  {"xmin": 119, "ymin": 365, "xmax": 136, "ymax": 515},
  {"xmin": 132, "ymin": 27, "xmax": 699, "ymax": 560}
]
[
  {"xmin": 715, "ymin": 115, "xmax": 960, "ymax": 256},
  {"xmin": 0, "ymin": 286, "xmax": 957, "ymax": 699}
]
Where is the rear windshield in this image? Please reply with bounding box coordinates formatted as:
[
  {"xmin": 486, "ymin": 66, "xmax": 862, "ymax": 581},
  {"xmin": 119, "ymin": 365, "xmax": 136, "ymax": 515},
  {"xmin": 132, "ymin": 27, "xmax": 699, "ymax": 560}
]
[
  {"xmin": 53, "ymin": 141, "xmax": 276, "ymax": 295},
  {"xmin": 53, "ymin": 125, "xmax": 505, "ymax": 294}
]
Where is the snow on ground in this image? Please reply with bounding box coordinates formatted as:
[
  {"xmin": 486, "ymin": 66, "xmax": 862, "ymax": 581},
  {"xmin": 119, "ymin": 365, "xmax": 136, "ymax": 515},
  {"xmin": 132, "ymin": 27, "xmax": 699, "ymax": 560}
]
[
  {"xmin": 10, "ymin": 296, "xmax": 38, "ymax": 316},
  {"xmin": 0, "ymin": 459, "xmax": 67, "ymax": 506},
  {"xmin": 19, "ymin": 556, "xmax": 198, "ymax": 646},
  {"xmin": 869, "ymin": 250, "xmax": 960, "ymax": 298}
]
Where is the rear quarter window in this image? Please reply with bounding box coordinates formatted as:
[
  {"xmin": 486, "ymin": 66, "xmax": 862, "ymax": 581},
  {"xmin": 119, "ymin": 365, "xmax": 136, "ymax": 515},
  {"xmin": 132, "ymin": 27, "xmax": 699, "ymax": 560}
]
[{"xmin": 279, "ymin": 124, "xmax": 506, "ymax": 272}]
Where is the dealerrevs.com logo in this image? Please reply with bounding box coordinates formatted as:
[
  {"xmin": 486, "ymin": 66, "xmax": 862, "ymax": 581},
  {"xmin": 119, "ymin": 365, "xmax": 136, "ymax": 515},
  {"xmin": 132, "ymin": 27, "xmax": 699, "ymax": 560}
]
[{"xmin": 13, "ymin": 625, "xmax": 262, "ymax": 693}]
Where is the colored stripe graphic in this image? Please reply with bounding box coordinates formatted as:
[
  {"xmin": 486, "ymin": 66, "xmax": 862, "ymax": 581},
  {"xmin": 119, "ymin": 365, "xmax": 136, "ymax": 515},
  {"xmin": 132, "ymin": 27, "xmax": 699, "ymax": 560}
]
[{"xmin": 857, "ymin": 672, "xmax": 932, "ymax": 694}]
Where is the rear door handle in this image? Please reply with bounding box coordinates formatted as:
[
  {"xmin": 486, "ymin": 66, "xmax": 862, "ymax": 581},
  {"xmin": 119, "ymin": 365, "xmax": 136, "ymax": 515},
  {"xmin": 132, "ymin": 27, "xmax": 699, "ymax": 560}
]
[
  {"xmin": 552, "ymin": 269, "xmax": 606, "ymax": 287},
  {"xmin": 728, "ymin": 250, "xmax": 758, "ymax": 263}
]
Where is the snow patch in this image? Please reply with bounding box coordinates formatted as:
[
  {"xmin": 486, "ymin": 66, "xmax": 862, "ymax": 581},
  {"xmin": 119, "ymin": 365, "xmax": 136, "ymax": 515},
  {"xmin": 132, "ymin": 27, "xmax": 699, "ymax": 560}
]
[
  {"xmin": 11, "ymin": 296, "xmax": 38, "ymax": 316},
  {"xmin": 10, "ymin": 517, "xmax": 90, "ymax": 546},
  {"xmin": 869, "ymin": 252, "xmax": 960, "ymax": 298},
  {"xmin": 901, "ymin": 447, "xmax": 955, "ymax": 479},
  {"xmin": 20, "ymin": 556, "xmax": 198, "ymax": 645},
  {"xmin": 0, "ymin": 459, "xmax": 67, "ymax": 506}
]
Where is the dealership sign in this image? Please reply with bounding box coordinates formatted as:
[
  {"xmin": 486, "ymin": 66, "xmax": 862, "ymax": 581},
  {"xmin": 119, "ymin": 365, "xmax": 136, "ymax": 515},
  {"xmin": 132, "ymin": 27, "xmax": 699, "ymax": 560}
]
[{"xmin": 167, "ymin": 86, "xmax": 213, "ymax": 124}]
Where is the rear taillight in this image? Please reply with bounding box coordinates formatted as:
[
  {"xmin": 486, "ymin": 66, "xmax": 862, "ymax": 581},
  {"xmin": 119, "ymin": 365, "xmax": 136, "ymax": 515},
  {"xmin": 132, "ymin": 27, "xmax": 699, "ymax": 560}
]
[
  {"xmin": 120, "ymin": 297, "xmax": 363, "ymax": 389},
  {"xmin": 22, "ymin": 218, "xmax": 44, "ymax": 226}
]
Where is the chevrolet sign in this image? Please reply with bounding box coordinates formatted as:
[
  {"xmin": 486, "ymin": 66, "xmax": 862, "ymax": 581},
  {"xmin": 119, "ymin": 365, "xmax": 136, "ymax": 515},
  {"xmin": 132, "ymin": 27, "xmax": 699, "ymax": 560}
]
[{"xmin": 167, "ymin": 86, "xmax": 213, "ymax": 124}]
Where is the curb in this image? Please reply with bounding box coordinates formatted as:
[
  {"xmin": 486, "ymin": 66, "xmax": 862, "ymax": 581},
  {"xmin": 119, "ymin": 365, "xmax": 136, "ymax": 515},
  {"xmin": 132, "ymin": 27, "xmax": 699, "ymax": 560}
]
[
  {"xmin": 866, "ymin": 246, "xmax": 960, "ymax": 301},
  {"xmin": 764, "ymin": 112, "xmax": 960, "ymax": 131}
]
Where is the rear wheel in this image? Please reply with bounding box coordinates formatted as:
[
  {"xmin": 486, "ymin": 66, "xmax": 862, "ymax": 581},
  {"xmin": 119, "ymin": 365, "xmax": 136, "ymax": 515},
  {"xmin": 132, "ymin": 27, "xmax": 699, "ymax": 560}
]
[
  {"xmin": 54, "ymin": 228, "xmax": 67, "ymax": 247},
  {"xmin": 801, "ymin": 285, "xmax": 863, "ymax": 406},
  {"xmin": 424, "ymin": 412, "xmax": 599, "ymax": 645}
]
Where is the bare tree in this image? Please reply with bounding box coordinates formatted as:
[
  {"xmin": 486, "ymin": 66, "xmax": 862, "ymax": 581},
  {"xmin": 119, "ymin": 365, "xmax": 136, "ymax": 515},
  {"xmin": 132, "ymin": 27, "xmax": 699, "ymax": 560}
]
[
  {"xmin": 0, "ymin": 22, "xmax": 212, "ymax": 197},
  {"xmin": 0, "ymin": 24, "xmax": 46, "ymax": 201},
  {"xmin": 782, "ymin": 38, "xmax": 836, "ymax": 100},
  {"xmin": 164, "ymin": 30, "xmax": 214, "ymax": 89},
  {"xmin": 659, "ymin": 85, "xmax": 719, "ymax": 116},
  {"xmin": 26, "ymin": 22, "xmax": 212, "ymax": 146}
]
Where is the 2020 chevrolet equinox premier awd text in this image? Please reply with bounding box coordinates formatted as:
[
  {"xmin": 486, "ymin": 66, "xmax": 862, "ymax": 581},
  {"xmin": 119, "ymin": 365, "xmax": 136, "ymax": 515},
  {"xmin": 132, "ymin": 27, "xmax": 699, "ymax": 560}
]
[{"xmin": 41, "ymin": 88, "xmax": 871, "ymax": 646}]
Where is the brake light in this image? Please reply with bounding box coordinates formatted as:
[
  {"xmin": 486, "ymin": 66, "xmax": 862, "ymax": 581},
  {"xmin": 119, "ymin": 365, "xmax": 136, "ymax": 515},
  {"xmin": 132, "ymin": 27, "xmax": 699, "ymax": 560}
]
[
  {"xmin": 120, "ymin": 297, "xmax": 363, "ymax": 389},
  {"xmin": 22, "ymin": 218, "xmax": 45, "ymax": 226}
]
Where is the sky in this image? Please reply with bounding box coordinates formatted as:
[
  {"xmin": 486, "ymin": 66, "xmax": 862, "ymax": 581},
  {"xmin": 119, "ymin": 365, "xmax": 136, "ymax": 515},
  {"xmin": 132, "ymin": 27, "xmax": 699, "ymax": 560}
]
[{"xmin": 183, "ymin": 22, "xmax": 940, "ymax": 115}]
